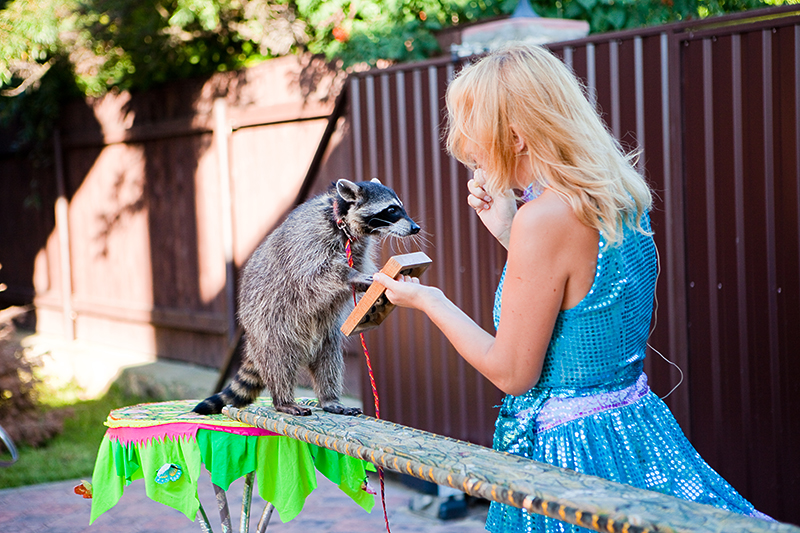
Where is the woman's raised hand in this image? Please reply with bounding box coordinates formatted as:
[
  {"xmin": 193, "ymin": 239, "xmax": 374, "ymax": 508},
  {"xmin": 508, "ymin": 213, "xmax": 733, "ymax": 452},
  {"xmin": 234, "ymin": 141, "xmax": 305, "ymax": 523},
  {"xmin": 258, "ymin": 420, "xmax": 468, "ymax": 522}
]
[{"xmin": 467, "ymin": 169, "xmax": 517, "ymax": 249}]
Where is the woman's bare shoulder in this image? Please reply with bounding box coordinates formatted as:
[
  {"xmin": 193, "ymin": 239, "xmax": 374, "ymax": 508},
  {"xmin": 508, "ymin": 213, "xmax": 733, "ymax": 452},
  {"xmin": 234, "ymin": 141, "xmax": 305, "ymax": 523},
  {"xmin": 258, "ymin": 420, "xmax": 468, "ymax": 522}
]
[
  {"xmin": 511, "ymin": 189, "xmax": 599, "ymax": 308},
  {"xmin": 512, "ymin": 189, "xmax": 585, "ymax": 240}
]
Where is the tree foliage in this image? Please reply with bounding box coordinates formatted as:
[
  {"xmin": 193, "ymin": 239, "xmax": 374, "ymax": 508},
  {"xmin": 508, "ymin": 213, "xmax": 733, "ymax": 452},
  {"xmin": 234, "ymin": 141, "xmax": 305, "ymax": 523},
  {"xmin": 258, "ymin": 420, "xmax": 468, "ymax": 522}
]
[
  {"xmin": 527, "ymin": 0, "xmax": 771, "ymax": 34},
  {"xmin": 0, "ymin": 0, "xmax": 782, "ymax": 154},
  {"xmin": 296, "ymin": 0, "xmax": 517, "ymax": 67}
]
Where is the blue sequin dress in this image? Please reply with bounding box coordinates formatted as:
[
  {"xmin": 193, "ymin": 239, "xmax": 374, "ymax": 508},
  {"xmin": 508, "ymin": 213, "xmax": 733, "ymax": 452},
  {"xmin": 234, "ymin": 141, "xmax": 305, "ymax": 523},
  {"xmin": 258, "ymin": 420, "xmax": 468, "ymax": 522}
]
[{"xmin": 485, "ymin": 209, "xmax": 768, "ymax": 532}]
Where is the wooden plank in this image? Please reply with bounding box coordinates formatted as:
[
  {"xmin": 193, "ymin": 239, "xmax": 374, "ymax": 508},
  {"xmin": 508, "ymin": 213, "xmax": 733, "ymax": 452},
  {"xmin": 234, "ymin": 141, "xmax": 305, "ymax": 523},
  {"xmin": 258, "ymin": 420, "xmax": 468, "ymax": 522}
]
[
  {"xmin": 228, "ymin": 101, "xmax": 333, "ymax": 130},
  {"xmin": 60, "ymin": 102, "xmax": 332, "ymax": 148},
  {"xmin": 69, "ymin": 298, "xmax": 228, "ymax": 334},
  {"xmin": 62, "ymin": 115, "xmax": 215, "ymax": 148},
  {"xmin": 340, "ymin": 252, "xmax": 431, "ymax": 336},
  {"xmin": 224, "ymin": 401, "xmax": 799, "ymax": 533}
]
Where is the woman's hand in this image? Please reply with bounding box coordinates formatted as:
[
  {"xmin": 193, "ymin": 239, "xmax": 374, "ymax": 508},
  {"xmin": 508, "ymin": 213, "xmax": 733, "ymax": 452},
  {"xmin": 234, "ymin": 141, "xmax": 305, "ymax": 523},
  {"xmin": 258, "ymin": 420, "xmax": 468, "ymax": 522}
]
[
  {"xmin": 467, "ymin": 169, "xmax": 517, "ymax": 249},
  {"xmin": 372, "ymin": 273, "xmax": 438, "ymax": 310}
]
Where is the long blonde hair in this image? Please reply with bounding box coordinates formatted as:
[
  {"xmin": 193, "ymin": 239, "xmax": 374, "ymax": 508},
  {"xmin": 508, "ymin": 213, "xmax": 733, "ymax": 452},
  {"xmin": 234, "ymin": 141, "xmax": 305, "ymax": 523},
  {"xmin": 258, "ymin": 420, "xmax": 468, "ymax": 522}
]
[{"xmin": 445, "ymin": 45, "xmax": 652, "ymax": 246}]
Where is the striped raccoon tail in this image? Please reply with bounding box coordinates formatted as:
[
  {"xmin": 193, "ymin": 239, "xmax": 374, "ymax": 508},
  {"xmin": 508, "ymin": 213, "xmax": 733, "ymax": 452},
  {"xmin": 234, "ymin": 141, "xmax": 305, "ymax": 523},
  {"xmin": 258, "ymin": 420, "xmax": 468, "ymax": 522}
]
[{"xmin": 192, "ymin": 361, "xmax": 264, "ymax": 415}]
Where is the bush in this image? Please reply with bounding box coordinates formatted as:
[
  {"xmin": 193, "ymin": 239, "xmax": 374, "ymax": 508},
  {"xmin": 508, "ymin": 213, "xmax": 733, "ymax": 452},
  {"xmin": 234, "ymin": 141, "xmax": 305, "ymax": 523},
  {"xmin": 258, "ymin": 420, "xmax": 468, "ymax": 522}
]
[{"xmin": 0, "ymin": 309, "xmax": 66, "ymax": 449}]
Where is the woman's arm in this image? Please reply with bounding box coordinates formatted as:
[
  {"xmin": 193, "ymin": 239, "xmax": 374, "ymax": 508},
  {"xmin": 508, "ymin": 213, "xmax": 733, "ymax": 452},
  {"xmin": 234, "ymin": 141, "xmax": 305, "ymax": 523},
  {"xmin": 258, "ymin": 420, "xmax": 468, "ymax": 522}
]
[{"xmin": 375, "ymin": 190, "xmax": 598, "ymax": 396}]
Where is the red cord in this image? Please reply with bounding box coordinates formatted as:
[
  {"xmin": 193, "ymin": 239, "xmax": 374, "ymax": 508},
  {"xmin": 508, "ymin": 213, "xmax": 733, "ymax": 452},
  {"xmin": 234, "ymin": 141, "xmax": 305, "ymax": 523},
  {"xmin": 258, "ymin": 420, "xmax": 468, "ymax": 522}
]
[
  {"xmin": 359, "ymin": 332, "xmax": 390, "ymax": 532},
  {"xmin": 346, "ymin": 239, "xmax": 391, "ymax": 533}
]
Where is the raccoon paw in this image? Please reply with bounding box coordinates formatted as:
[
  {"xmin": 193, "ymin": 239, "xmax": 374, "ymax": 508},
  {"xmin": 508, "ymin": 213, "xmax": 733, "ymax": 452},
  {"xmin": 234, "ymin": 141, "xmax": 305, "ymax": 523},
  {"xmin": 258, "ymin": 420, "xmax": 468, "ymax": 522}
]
[
  {"xmin": 348, "ymin": 272, "xmax": 374, "ymax": 293},
  {"xmin": 322, "ymin": 404, "xmax": 363, "ymax": 416},
  {"xmin": 274, "ymin": 403, "xmax": 312, "ymax": 416}
]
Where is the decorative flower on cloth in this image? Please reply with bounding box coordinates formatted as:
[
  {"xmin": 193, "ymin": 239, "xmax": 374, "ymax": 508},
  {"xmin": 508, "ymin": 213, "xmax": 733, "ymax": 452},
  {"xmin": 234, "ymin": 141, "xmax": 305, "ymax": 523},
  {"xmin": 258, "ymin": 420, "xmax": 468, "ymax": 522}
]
[
  {"xmin": 361, "ymin": 477, "xmax": 377, "ymax": 495},
  {"xmin": 73, "ymin": 480, "xmax": 93, "ymax": 499},
  {"xmin": 155, "ymin": 463, "xmax": 182, "ymax": 484}
]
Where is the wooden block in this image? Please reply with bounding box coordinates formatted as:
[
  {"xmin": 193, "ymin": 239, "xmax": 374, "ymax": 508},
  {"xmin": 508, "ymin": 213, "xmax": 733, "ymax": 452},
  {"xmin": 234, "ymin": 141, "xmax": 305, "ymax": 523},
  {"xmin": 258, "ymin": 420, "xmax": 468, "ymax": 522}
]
[{"xmin": 340, "ymin": 252, "xmax": 432, "ymax": 336}]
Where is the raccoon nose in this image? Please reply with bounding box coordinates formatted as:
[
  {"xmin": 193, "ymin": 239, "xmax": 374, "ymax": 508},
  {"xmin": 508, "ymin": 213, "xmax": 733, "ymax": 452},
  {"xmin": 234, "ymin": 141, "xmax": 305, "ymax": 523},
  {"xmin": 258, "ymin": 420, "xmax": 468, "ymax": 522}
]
[{"xmin": 409, "ymin": 222, "xmax": 420, "ymax": 235}]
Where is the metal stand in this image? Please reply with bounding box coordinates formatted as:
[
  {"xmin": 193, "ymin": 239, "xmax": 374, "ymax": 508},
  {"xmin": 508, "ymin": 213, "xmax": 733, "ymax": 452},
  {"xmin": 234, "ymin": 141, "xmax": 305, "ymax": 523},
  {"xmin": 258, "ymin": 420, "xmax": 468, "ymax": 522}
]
[
  {"xmin": 197, "ymin": 502, "xmax": 214, "ymax": 533},
  {"xmin": 240, "ymin": 472, "xmax": 255, "ymax": 533},
  {"xmin": 256, "ymin": 503, "xmax": 275, "ymax": 533},
  {"xmin": 196, "ymin": 471, "xmax": 275, "ymax": 533},
  {"xmin": 0, "ymin": 424, "xmax": 19, "ymax": 467},
  {"xmin": 212, "ymin": 479, "xmax": 233, "ymax": 533}
]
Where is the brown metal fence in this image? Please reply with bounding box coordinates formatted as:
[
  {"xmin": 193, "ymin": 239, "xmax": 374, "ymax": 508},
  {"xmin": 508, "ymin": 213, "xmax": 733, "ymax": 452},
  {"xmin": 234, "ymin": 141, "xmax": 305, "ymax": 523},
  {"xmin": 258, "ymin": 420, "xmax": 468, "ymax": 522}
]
[{"xmin": 349, "ymin": 5, "xmax": 800, "ymax": 523}]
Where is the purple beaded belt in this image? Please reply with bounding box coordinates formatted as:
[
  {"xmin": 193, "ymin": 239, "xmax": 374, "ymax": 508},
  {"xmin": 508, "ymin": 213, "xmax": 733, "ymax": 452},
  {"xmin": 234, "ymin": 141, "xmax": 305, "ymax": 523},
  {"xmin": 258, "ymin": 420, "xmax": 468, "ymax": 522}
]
[{"xmin": 533, "ymin": 372, "xmax": 650, "ymax": 432}]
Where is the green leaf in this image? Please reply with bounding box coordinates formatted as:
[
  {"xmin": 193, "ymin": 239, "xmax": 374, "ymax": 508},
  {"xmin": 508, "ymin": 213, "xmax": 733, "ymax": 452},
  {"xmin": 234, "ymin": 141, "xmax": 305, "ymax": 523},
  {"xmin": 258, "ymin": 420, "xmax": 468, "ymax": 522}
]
[
  {"xmin": 169, "ymin": 7, "xmax": 195, "ymax": 27},
  {"xmin": 605, "ymin": 6, "xmax": 627, "ymax": 29}
]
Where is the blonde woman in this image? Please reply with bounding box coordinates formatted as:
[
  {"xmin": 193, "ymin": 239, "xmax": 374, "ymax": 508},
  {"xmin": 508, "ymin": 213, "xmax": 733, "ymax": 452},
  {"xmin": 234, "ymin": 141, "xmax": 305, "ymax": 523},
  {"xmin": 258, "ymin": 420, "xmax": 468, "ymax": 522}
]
[{"xmin": 374, "ymin": 45, "xmax": 769, "ymax": 531}]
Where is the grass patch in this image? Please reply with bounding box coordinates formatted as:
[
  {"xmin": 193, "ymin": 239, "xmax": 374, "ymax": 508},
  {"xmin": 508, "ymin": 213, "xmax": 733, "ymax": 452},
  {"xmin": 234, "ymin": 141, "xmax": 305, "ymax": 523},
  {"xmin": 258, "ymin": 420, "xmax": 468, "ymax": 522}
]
[{"xmin": 0, "ymin": 384, "xmax": 152, "ymax": 489}]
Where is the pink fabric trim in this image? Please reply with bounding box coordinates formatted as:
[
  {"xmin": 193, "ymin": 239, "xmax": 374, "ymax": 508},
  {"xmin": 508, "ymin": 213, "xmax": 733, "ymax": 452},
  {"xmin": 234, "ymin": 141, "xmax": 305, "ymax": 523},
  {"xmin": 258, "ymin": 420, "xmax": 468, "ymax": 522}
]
[
  {"xmin": 107, "ymin": 423, "xmax": 278, "ymax": 446},
  {"xmin": 535, "ymin": 373, "xmax": 650, "ymax": 432}
]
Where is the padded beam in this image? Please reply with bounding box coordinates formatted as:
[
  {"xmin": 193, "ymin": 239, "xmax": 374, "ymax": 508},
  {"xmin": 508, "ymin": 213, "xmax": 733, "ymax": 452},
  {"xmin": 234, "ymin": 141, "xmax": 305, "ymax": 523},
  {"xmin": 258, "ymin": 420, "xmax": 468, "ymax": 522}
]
[{"xmin": 224, "ymin": 400, "xmax": 799, "ymax": 533}]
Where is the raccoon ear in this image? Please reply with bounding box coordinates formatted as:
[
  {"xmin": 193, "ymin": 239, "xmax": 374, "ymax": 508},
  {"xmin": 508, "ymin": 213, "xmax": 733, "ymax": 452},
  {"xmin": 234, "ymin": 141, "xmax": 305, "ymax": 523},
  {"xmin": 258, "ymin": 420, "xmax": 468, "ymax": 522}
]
[
  {"xmin": 370, "ymin": 178, "xmax": 382, "ymax": 185},
  {"xmin": 336, "ymin": 179, "xmax": 361, "ymax": 202}
]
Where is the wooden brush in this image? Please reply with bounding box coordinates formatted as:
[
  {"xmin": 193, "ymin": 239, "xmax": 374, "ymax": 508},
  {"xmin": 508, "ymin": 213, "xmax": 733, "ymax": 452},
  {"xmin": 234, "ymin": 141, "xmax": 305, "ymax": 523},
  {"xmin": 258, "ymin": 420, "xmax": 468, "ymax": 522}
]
[{"xmin": 341, "ymin": 252, "xmax": 432, "ymax": 336}]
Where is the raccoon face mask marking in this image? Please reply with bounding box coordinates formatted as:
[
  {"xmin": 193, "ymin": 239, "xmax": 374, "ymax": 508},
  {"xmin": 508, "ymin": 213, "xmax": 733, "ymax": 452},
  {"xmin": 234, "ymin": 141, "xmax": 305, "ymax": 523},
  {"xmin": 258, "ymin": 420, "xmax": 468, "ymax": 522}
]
[
  {"xmin": 366, "ymin": 204, "xmax": 421, "ymax": 235},
  {"xmin": 335, "ymin": 178, "xmax": 420, "ymax": 238}
]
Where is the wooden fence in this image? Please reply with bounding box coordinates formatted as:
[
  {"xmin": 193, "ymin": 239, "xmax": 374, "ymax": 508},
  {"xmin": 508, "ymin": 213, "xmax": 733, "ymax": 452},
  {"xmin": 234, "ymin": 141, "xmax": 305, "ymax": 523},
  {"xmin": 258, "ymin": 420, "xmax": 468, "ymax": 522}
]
[{"xmin": 0, "ymin": 54, "xmax": 353, "ymax": 370}]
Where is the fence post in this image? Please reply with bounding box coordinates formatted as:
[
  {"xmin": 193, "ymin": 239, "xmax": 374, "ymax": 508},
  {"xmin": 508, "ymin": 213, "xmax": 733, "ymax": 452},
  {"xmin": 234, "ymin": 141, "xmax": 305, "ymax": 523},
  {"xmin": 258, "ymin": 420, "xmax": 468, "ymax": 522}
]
[
  {"xmin": 213, "ymin": 98, "xmax": 237, "ymax": 342},
  {"xmin": 661, "ymin": 29, "xmax": 691, "ymax": 435},
  {"xmin": 53, "ymin": 129, "xmax": 76, "ymax": 340}
]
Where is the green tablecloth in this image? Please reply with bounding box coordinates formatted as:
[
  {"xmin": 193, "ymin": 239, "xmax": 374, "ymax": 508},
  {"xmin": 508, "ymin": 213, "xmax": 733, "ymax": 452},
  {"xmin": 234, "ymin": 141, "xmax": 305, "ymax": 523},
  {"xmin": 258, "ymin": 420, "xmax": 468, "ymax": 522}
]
[{"xmin": 90, "ymin": 398, "xmax": 375, "ymax": 524}]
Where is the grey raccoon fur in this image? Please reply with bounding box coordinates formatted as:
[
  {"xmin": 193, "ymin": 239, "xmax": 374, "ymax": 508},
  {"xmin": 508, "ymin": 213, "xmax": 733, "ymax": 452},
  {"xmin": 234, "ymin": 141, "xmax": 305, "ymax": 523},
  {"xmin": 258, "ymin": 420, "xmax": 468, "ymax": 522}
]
[{"xmin": 193, "ymin": 178, "xmax": 420, "ymax": 417}]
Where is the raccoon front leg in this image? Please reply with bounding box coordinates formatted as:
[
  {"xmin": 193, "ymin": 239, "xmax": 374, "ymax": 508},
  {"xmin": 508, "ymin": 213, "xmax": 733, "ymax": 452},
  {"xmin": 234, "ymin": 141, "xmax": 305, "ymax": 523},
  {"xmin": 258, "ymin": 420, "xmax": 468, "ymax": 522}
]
[
  {"xmin": 347, "ymin": 269, "xmax": 373, "ymax": 293},
  {"xmin": 310, "ymin": 330, "xmax": 362, "ymax": 416}
]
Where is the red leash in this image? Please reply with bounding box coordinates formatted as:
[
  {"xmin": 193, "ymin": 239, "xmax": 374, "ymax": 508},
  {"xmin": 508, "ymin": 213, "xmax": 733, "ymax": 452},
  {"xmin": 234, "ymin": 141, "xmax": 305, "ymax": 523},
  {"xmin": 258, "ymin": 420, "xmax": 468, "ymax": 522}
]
[{"xmin": 345, "ymin": 238, "xmax": 391, "ymax": 533}]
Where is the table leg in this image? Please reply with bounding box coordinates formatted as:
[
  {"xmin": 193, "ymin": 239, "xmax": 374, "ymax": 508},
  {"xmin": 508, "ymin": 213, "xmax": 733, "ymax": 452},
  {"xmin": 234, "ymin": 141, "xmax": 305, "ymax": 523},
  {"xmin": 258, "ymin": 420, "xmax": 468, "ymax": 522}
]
[
  {"xmin": 212, "ymin": 481, "xmax": 233, "ymax": 533},
  {"xmin": 197, "ymin": 502, "xmax": 214, "ymax": 533},
  {"xmin": 240, "ymin": 472, "xmax": 255, "ymax": 533},
  {"xmin": 256, "ymin": 502, "xmax": 275, "ymax": 533}
]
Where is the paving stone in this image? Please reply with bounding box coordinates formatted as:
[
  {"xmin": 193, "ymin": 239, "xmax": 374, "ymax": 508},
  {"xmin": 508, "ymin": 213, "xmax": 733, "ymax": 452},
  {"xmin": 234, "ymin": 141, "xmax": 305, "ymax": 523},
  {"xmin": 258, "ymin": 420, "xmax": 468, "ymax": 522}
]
[{"xmin": 0, "ymin": 470, "xmax": 488, "ymax": 532}]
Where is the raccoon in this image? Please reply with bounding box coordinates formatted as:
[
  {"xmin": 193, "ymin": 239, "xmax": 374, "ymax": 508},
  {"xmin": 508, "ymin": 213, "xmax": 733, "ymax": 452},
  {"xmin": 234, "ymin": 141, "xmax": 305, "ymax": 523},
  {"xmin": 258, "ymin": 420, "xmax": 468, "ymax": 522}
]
[{"xmin": 193, "ymin": 178, "xmax": 420, "ymax": 417}]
